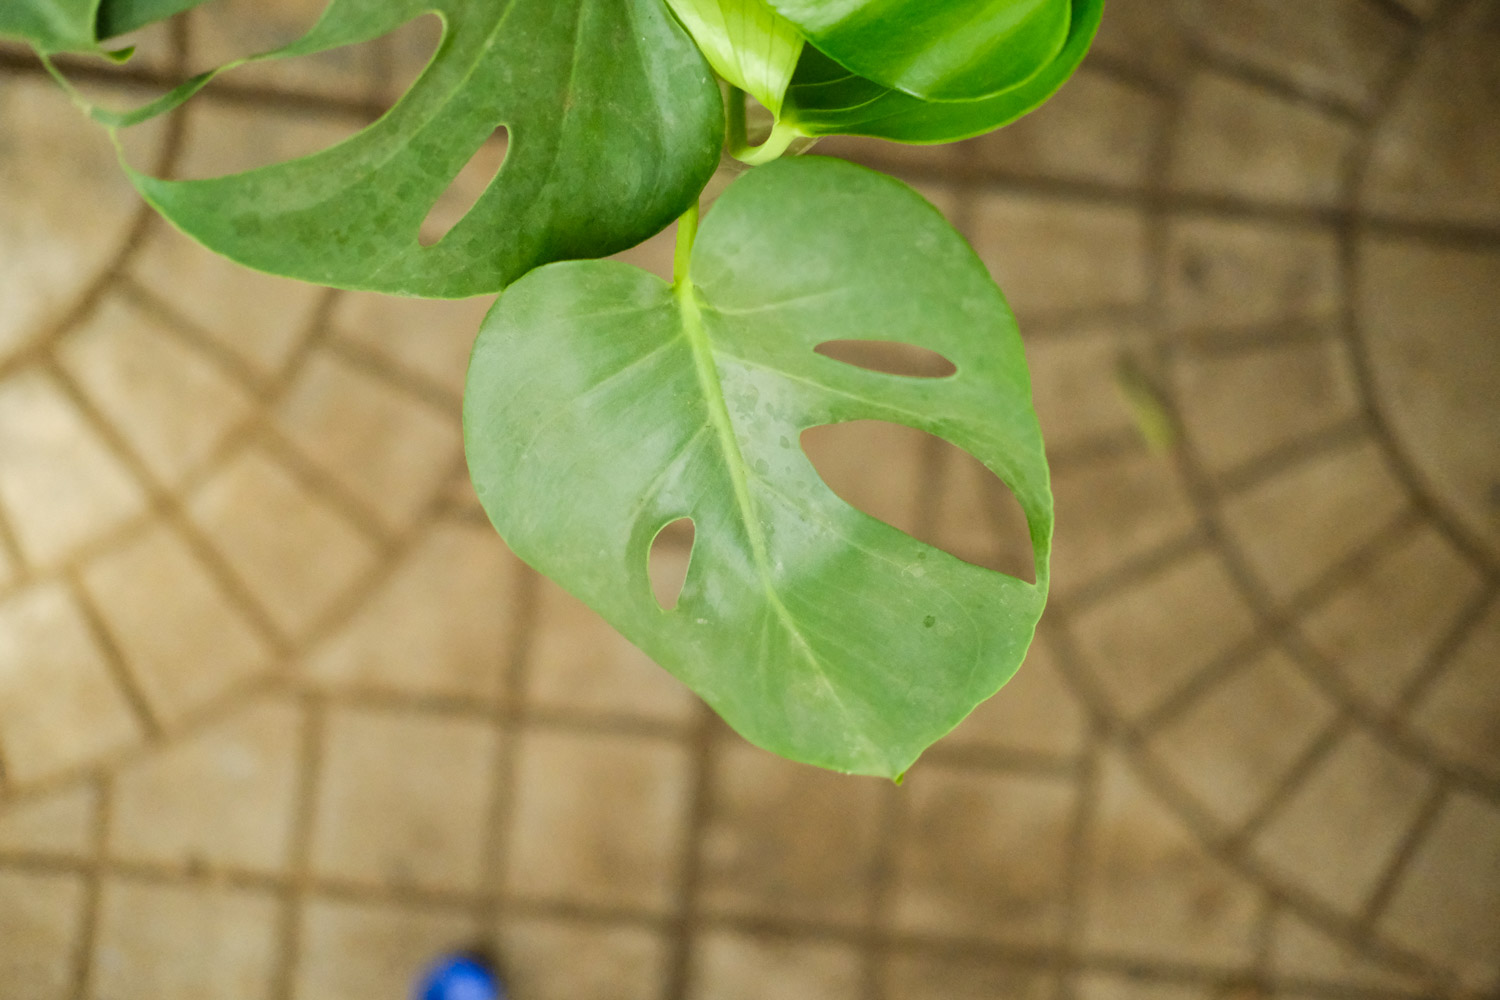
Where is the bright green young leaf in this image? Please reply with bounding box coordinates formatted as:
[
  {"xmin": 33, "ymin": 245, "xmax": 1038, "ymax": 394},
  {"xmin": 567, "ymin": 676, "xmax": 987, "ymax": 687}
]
[
  {"xmin": 465, "ymin": 157, "xmax": 1052, "ymax": 777},
  {"xmin": 781, "ymin": 0, "xmax": 1101, "ymax": 144},
  {"xmin": 123, "ymin": 0, "xmax": 724, "ymax": 297},
  {"xmin": 765, "ymin": 0, "xmax": 1070, "ymax": 102},
  {"xmin": 664, "ymin": 0, "xmax": 803, "ymax": 118}
]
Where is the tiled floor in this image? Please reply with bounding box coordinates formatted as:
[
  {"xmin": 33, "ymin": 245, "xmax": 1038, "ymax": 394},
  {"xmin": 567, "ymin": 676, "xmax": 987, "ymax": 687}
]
[{"xmin": 1, "ymin": 0, "xmax": 1498, "ymax": 998}]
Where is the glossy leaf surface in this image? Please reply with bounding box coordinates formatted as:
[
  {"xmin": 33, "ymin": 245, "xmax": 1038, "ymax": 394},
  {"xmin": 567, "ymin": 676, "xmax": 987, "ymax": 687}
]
[
  {"xmin": 97, "ymin": 0, "xmax": 211, "ymax": 39},
  {"xmin": 665, "ymin": 0, "xmax": 803, "ymax": 117},
  {"xmin": 465, "ymin": 158, "xmax": 1052, "ymax": 777},
  {"xmin": 125, "ymin": 0, "xmax": 724, "ymax": 297},
  {"xmin": 765, "ymin": 0, "xmax": 1069, "ymax": 101},
  {"xmin": 782, "ymin": 0, "xmax": 1101, "ymax": 143}
]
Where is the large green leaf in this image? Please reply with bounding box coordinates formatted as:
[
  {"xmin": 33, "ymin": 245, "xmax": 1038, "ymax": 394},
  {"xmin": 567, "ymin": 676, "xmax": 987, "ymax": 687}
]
[
  {"xmin": 765, "ymin": 0, "xmax": 1070, "ymax": 102},
  {"xmin": 0, "ymin": 0, "xmax": 211, "ymax": 52},
  {"xmin": 124, "ymin": 0, "xmax": 724, "ymax": 297},
  {"xmin": 781, "ymin": 0, "xmax": 1102, "ymax": 143},
  {"xmin": 664, "ymin": 0, "xmax": 803, "ymax": 117},
  {"xmin": 465, "ymin": 157, "xmax": 1052, "ymax": 777}
]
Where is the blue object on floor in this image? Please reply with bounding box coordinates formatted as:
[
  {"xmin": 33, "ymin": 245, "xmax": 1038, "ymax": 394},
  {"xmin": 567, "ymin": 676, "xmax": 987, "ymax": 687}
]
[{"xmin": 415, "ymin": 953, "xmax": 507, "ymax": 1000}]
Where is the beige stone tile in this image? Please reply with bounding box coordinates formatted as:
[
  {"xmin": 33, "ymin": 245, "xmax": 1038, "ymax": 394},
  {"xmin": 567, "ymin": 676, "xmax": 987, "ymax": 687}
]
[
  {"xmin": 1356, "ymin": 238, "xmax": 1500, "ymax": 561},
  {"xmin": 1301, "ymin": 525, "xmax": 1484, "ymax": 708},
  {"xmin": 295, "ymin": 897, "xmax": 479, "ymax": 1000},
  {"xmin": 1409, "ymin": 601, "xmax": 1500, "ymax": 780},
  {"xmin": 1075, "ymin": 973, "xmax": 1211, "ymax": 1000},
  {"xmin": 527, "ymin": 576, "xmax": 696, "ymax": 724},
  {"xmin": 80, "ymin": 523, "xmax": 271, "ymax": 724},
  {"xmin": 971, "ymin": 67, "xmax": 1159, "ymax": 188},
  {"xmin": 1252, "ymin": 729, "xmax": 1431, "ymax": 914},
  {"xmin": 1152, "ymin": 650, "xmax": 1337, "ymax": 828},
  {"xmin": 687, "ymin": 931, "xmax": 863, "ymax": 1000},
  {"xmin": 0, "ymin": 869, "xmax": 86, "ymax": 1000},
  {"xmin": 1219, "ymin": 439, "xmax": 1409, "ymax": 604},
  {"xmin": 130, "ymin": 218, "xmax": 323, "ymax": 381},
  {"xmin": 331, "ymin": 292, "xmax": 494, "ymax": 398},
  {"xmin": 1164, "ymin": 217, "xmax": 1340, "ymax": 335},
  {"xmin": 60, "ymin": 295, "xmax": 255, "ymax": 488},
  {"xmin": 0, "ymin": 783, "xmax": 97, "ymax": 857},
  {"xmin": 1170, "ymin": 71, "xmax": 1358, "ymax": 207},
  {"xmin": 109, "ymin": 697, "xmax": 301, "ymax": 873},
  {"xmin": 0, "ymin": 583, "xmax": 142, "ymax": 784},
  {"xmin": 310, "ymin": 705, "xmax": 497, "ymax": 892},
  {"xmin": 1177, "ymin": 0, "xmax": 1408, "ymax": 110},
  {"xmin": 91, "ymin": 878, "xmax": 280, "ymax": 1000},
  {"xmin": 970, "ymin": 194, "xmax": 1149, "ymax": 320},
  {"xmin": 0, "ymin": 78, "xmax": 150, "ymax": 364},
  {"xmin": 1173, "ymin": 338, "xmax": 1361, "ymax": 475},
  {"xmin": 0, "ymin": 370, "xmax": 148, "ymax": 568},
  {"xmin": 190, "ymin": 0, "xmax": 383, "ymax": 100},
  {"xmin": 1072, "ymin": 549, "xmax": 1258, "ymax": 720},
  {"xmin": 1081, "ymin": 754, "xmax": 1260, "ymax": 966},
  {"xmin": 188, "ymin": 446, "xmax": 380, "ymax": 638},
  {"xmin": 698, "ymin": 740, "xmax": 883, "ymax": 926},
  {"xmin": 275, "ymin": 351, "xmax": 458, "ymax": 530},
  {"xmin": 307, "ymin": 523, "xmax": 518, "ymax": 703},
  {"xmin": 1049, "ymin": 448, "xmax": 1197, "ymax": 595},
  {"xmin": 943, "ymin": 637, "xmax": 1087, "ymax": 760},
  {"xmin": 496, "ymin": 915, "xmax": 668, "ymax": 1000},
  {"xmin": 505, "ymin": 729, "xmax": 691, "ymax": 913},
  {"xmin": 1268, "ymin": 911, "xmax": 1428, "ymax": 993},
  {"xmin": 885, "ymin": 952, "xmax": 1055, "ymax": 1000},
  {"xmin": 1380, "ymin": 792, "xmax": 1500, "ymax": 991},
  {"xmin": 1027, "ymin": 326, "xmax": 1141, "ymax": 451},
  {"xmin": 1088, "ymin": 1, "xmax": 1189, "ymax": 82},
  {"xmin": 890, "ymin": 767, "xmax": 1074, "ymax": 944},
  {"xmin": 1363, "ymin": 0, "xmax": 1500, "ymax": 227}
]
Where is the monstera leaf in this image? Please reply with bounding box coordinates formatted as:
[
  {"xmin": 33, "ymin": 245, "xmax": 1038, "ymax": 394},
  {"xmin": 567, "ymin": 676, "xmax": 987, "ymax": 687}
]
[
  {"xmin": 782, "ymin": 0, "xmax": 1102, "ymax": 143},
  {"xmin": 465, "ymin": 157, "xmax": 1052, "ymax": 777},
  {"xmin": 665, "ymin": 0, "xmax": 803, "ymax": 117},
  {"xmin": 0, "ymin": 0, "xmax": 208, "ymax": 52},
  {"xmin": 120, "ymin": 0, "xmax": 723, "ymax": 297},
  {"xmin": 766, "ymin": 0, "xmax": 1071, "ymax": 102}
]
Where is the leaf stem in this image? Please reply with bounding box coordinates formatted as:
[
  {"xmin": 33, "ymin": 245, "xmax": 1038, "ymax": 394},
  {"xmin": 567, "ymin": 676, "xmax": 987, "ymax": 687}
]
[
  {"xmin": 725, "ymin": 86, "xmax": 799, "ymax": 167},
  {"xmin": 673, "ymin": 200, "xmax": 699, "ymax": 288}
]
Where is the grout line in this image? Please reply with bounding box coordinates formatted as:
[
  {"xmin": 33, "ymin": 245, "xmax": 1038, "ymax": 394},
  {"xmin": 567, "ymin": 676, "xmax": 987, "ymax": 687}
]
[
  {"xmin": 662, "ymin": 707, "xmax": 719, "ymax": 1000},
  {"xmin": 68, "ymin": 776, "xmax": 110, "ymax": 1000},
  {"xmin": 478, "ymin": 559, "xmax": 542, "ymax": 939},
  {"xmin": 1229, "ymin": 712, "xmax": 1351, "ymax": 851},
  {"xmin": 1053, "ymin": 726, "xmax": 1102, "ymax": 1000},
  {"xmin": 1209, "ymin": 418, "xmax": 1374, "ymax": 499},
  {"xmin": 1358, "ymin": 778, "xmax": 1447, "ymax": 930},
  {"xmin": 269, "ymin": 691, "xmax": 326, "ymax": 1000},
  {"xmin": 63, "ymin": 571, "xmax": 164, "ymax": 740},
  {"xmin": 1392, "ymin": 578, "xmax": 1498, "ymax": 715}
]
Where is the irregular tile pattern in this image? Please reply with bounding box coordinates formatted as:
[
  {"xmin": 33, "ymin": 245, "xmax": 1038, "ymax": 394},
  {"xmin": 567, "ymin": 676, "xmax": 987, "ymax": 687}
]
[{"xmin": 0, "ymin": 1, "xmax": 1496, "ymax": 997}]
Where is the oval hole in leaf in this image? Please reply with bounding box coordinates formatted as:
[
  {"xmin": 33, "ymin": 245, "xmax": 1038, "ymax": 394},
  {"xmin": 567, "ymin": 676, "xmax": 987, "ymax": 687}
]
[
  {"xmin": 169, "ymin": 13, "xmax": 443, "ymax": 179},
  {"xmin": 419, "ymin": 126, "xmax": 510, "ymax": 246},
  {"xmin": 648, "ymin": 517, "xmax": 695, "ymax": 611},
  {"xmin": 814, "ymin": 340, "xmax": 957, "ymax": 378},
  {"xmin": 801, "ymin": 420, "xmax": 1034, "ymax": 583}
]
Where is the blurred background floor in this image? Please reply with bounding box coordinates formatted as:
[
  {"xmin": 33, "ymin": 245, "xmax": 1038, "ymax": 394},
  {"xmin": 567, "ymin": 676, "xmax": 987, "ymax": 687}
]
[{"xmin": 0, "ymin": 0, "xmax": 1497, "ymax": 997}]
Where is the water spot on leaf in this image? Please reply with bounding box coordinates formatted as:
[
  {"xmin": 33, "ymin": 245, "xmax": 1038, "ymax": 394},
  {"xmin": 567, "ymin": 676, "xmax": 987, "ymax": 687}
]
[
  {"xmin": 648, "ymin": 517, "xmax": 694, "ymax": 611},
  {"xmin": 814, "ymin": 340, "xmax": 957, "ymax": 378},
  {"xmin": 420, "ymin": 125, "xmax": 510, "ymax": 246},
  {"xmin": 801, "ymin": 420, "xmax": 1034, "ymax": 583},
  {"xmin": 923, "ymin": 615, "xmax": 936, "ymax": 628}
]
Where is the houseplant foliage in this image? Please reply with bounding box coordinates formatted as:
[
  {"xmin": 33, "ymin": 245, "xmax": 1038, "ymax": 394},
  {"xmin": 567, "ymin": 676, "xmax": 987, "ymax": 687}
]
[{"xmin": 5, "ymin": 0, "xmax": 1101, "ymax": 778}]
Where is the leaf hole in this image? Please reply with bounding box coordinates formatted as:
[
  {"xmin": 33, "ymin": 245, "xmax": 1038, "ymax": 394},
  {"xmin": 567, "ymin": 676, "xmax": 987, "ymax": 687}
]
[
  {"xmin": 648, "ymin": 517, "xmax": 695, "ymax": 611},
  {"xmin": 814, "ymin": 340, "xmax": 957, "ymax": 378},
  {"xmin": 419, "ymin": 126, "xmax": 510, "ymax": 247},
  {"xmin": 801, "ymin": 421, "xmax": 1035, "ymax": 583}
]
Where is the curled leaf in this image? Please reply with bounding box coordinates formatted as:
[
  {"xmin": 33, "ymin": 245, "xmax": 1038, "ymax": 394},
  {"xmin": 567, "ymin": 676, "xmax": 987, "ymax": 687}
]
[{"xmin": 665, "ymin": 0, "xmax": 804, "ymax": 118}]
